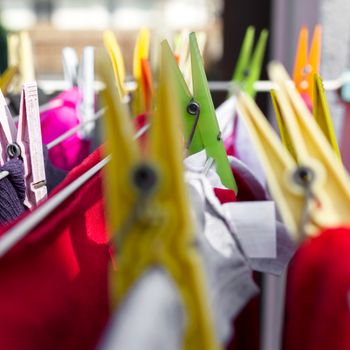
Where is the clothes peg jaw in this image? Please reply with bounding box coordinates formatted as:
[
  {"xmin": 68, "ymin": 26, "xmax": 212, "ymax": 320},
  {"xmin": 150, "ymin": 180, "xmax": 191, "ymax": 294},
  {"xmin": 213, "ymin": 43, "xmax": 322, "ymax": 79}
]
[
  {"xmin": 312, "ymin": 73, "xmax": 341, "ymax": 159},
  {"xmin": 0, "ymin": 91, "xmax": 17, "ymax": 164},
  {"xmin": 132, "ymin": 28, "xmax": 151, "ymax": 117},
  {"xmin": 16, "ymin": 82, "xmax": 47, "ymax": 208},
  {"xmin": 161, "ymin": 40, "xmax": 204, "ymax": 153},
  {"xmin": 231, "ymin": 26, "xmax": 269, "ymax": 98},
  {"xmin": 0, "ymin": 66, "xmax": 18, "ymax": 94},
  {"xmin": 293, "ymin": 25, "xmax": 322, "ymax": 103},
  {"xmin": 103, "ymin": 30, "xmax": 127, "ymax": 98}
]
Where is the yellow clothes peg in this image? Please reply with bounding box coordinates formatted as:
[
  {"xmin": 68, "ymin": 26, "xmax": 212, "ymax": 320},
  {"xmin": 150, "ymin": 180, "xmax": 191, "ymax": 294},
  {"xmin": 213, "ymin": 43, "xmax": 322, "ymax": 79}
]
[
  {"xmin": 7, "ymin": 31, "xmax": 35, "ymax": 93},
  {"xmin": 271, "ymin": 72, "xmax": 341, "ymax": 160},
  {"xmin": 0, "ymin": 66, "xmax": 18, "ymax": 94},
  {"xmin": 97, "ymin": 46, "xmax": 220, "ymax": 350},
  {"xmin": 293, "ymin": 25, "xmax": 321, "ymax": 103},
  {"xmin": 270, "ymin": 89, "xmax": 297, "ymax": 160},
  {"xmin": 103, "ymin": 30, "xmax": 127, "ymax": 97},
  {"xmin": 132, "ymin": 28, "xmax": 150, "ymax": 116},
  {"xmin": 312, "ymin": 73, "xmax": 341, "ymax": 159},
  {"xmin": 237, "ymin": 62, "xmax": 350, "ymax": 241}
]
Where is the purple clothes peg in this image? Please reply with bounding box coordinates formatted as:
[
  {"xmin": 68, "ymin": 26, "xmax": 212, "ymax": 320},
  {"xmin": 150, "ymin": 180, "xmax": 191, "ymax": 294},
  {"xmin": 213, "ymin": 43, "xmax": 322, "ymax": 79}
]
[{"xmin": 40, "ymin": 87, "xmax": 91, "ymax": 171}]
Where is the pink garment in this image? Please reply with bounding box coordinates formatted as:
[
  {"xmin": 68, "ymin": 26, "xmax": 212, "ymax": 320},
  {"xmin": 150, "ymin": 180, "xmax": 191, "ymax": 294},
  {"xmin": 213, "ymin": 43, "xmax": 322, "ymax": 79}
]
[{"xmin": 40, "ymin": 88, "xmax": 91, "ymax": 171}]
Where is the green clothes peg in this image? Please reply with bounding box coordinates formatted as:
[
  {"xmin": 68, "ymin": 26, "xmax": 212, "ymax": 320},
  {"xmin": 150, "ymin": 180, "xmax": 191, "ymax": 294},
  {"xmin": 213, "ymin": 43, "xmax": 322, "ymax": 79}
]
[
  {"xmin": 162, "ymin": 34, "xmax": 238, "ymax": 193},
  {"xmin": 162, "ymin": 40, "xmax": 204, "ymax": 154},
  {"xmin": 231, "ymin": 26, "xmax": 268, "ymax": 98}
]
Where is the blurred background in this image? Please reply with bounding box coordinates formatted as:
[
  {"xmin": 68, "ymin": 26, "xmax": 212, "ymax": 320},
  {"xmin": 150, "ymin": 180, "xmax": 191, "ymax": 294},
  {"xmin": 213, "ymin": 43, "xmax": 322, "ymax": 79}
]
[{"xmin": 0, "ymin": 0, "xmax": 350, "ymax": 118}]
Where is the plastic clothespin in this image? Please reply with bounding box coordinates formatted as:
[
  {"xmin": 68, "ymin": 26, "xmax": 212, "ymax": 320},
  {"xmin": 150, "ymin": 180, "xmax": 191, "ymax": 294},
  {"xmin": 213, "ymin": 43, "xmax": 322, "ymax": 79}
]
[
  {"xmin": 77, "ymin": 46, "xmax": 95, "ymax": 139},
  {"xmin": 293, "ymin": 25, "xmax": 322, "ymax": 104},
  {"xmin": 97, "ymin": 47, "xmax": 219, "ymax": 350},
  {"xmin": 132, "ymin": 28, "xmax": 150, "ymax": 116},
  {"xmin": 162, "ymin": 34, "xmax": 237, "ymax": 193},
  {"xmin": 62, "ymin": 47, "xmax": 79, "ymax": 87},
  {"xmin": 140, "ymin": 58, "xmax": 153, "ymax": 114},
  {"xmin": 312, "ymin": 73, "xmax": 341, "ymax": 159},
  {"xmin": 231, "ymin": 26, "xmax": 269, "ymax": 98},
  {"xmin": 237, "ymin": 62, "xmax": 350, "ymax": 241},
  {"xmin": 0, "ymin": 83, "xmax": 47, "ymax": 208},
  {"xmin": 7, "ymin": 32, "xmax": 35, "ymax": 93},
  {"xmin": 271, "ymin": 72, "xmax": 341, "ymax": 160},
  {"xmin": 103, "ymin": 30, "xmax": 127, "ymax": 98},
  {"xmin": 185, "ymin": 31, "xmax": 206, "ymax": 93},
  {"xmin": 0, "ymin": 66, "xmax": 18, "ymax": 94}
]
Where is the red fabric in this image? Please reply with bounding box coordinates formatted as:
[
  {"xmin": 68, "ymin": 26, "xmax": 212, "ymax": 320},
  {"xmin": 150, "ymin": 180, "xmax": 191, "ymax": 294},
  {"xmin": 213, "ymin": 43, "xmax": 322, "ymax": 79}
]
[
  {"xmin": 227, "ymin": 296, "xmax": 260, "ymax": 350},
  {"xmin": 232, "ymin": 167, "xmax": 259, "ymax": 202},
  {"xmin": 224, "ymin": 113, "xmax": 238, "ymax": 157},
  {"xmin": 214, "ymin": 187, "xmax": 237, "ymax": 204},
  {"xmin": 0, "ymin": 147, "xmax": 111, "ymax": 350},
  {"xmin": 284, "ymin": 226, "xmax": 350, "ymax": 350}
]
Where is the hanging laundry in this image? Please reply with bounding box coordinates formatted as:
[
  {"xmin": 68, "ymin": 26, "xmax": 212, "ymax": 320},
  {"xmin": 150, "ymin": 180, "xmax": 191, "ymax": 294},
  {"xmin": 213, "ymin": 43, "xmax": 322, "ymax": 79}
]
[
  {"xmin": 42, "ymin": 145, "xmax": 67, "ymax": 192},
  {"xmin": 0, "ymin": 158, "xmax": 25, "ymax": 225},
  {"xmin": 0, "ymin": 147, "xmax": 110, "ymax": 350},
  {"xmin": 40, "ymin": 87, "xmax": 91, "ymax": 171},
  {"xmin": 284, "ymin": 227, "xmax": 350, "ymax": 350}
]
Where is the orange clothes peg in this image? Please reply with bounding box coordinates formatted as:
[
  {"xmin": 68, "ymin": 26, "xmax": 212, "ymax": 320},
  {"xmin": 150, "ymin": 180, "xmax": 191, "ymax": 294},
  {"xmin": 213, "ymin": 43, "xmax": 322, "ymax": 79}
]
[
  {"xmin": 293, "ymin": 25, "xmax": 322, "ymax": 104},
  {"xmin": 140, "ymin": 59, "xmax": 153, "ymax": 114}
]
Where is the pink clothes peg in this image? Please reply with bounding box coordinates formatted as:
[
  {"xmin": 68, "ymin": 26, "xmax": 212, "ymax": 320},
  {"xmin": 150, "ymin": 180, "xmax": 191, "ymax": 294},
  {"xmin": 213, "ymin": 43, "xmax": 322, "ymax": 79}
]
[
  {"xmin": 40, "ymin": 87, "xmax": 91, "ymax": 171},
  {"xmin": 0, "ymin": 82, "xmax": 47, "ymax": 208}
]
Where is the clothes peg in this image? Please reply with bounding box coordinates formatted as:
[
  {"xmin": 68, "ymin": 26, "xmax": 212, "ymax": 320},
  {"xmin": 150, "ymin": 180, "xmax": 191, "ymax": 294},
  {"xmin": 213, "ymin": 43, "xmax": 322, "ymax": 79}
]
[
  {"xmin": 77, "ymin": 46, "xmax": 95, "ymax": 139},
  {"xmin": 0, "ymin": 83, "xmax": 47, "ymax": 208},
  {"xmin": 62, "ymin": 47, "xmax": 79, "ymax": 87},
  {"xmin": 8, "ymin": 32, "xmax": 35, "ymax": 92},
  {"xmin": 237, "ymin": 62, "xmax": 350, "ymax": 241},
  {"xmin": 231, "ymin": 26, "xmax": 269, "ymax": 98},
  {"xmin": 140, "ymin": 58, "xmax": 153, "ymax": 113},
  {"xmin": 132, "ymin": 28, "xmax": 150, "ymax": 116},
  {"xmin": 162, "ymin": 34, "xmax": 238, "ymax": 193},
  {"xmin": 270, "ymin": 89, "xmax": 298, "ymax": 160},
  {"xmin": 312, "ymin": 73, "xmax": 341, "ymax": 159},
  {"xmin": 293, "ymin": 25, "xmax": 322, "ymax": 104},
  {"xmin": 184, "ymin": 31, "xmax": 207, "ymax": 93},
  {"xmin": 97, "ymin": 47, "xmax": 219, "ymax": 350},
  {"xmin": 0, "ymin": 66, "xmax": 18, "ymax": 94},
  {"xmin": 271, "ymin": 72, "xmax": 340, "ymax": 160},
  {"xmin": 103, "ymin": 30, "xmax": 127, "ymax": 97}
]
